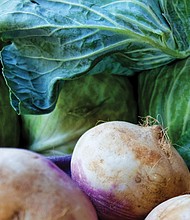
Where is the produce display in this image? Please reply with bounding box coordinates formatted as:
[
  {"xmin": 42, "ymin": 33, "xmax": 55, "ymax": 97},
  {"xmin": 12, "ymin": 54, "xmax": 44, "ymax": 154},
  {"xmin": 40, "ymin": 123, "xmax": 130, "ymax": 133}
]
[{"xmin": 0, "ymin": 0, "xmax": 190, "ymax": 219}]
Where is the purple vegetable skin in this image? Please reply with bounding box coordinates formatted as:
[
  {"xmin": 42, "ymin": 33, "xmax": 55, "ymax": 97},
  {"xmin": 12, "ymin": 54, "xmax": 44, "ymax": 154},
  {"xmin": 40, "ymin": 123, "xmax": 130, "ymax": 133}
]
[{"xmin": 46, "ymin": 154, "xmax": 72, "ymax": 177}]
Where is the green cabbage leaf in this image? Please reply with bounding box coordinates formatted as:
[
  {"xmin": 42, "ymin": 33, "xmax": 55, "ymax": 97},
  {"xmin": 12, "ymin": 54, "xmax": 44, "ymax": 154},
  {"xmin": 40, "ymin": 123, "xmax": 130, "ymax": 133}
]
[
  {"xmin": 21, "ymin": 73, "xmax": 137, "ymax": 155},
  {"xmin": 138, "ymin": 57, "xmax": 190, "ymax": 166},
  {"xmin": 159, "ymin": 0, "xmax": 190, "ymax": 52},
  {"xmin": 0, "ymin": 74, "xmax": 20, "ymax": 147},
  {"xmin": 0, "ymin": 0, "xmax": 189, "ymax": 114},
  {"xmin": 175, "ymin": 132, "xmax": 190, "ymax": 168}
]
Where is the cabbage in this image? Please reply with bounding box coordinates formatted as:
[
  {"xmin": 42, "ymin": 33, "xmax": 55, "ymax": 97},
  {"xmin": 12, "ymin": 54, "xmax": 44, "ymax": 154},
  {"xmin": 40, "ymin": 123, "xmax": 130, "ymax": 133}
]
[
  {"xmin": 175, "ymin": 133, "xmax": 190, "ymax": 168},
  {"xmin": 21, "ymin": 73, "xmax": 137, "ymax": 155},
  {"xmin": 0, "ymin": 75, "xmax": 20, "ymax": 147},
  {"xmin": 0, "ymin": 0, "xmax": 190, "ymax": 114},
  {"xmin": 138, "ymin": 57, "xmax": 190, "ymax": 166}
]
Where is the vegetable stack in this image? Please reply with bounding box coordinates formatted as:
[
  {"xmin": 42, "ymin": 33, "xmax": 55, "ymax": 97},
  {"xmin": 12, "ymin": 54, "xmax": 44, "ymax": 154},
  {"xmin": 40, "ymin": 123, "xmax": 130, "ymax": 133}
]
[{"xmin": 0, "ymin": 1, "xmax": 190, "ymax": 220}]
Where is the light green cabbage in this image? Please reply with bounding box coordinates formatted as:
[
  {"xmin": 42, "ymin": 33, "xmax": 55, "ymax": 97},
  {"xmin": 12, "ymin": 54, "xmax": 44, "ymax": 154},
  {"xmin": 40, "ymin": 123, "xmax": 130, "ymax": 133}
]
[
  {"xmin": 21, "ymin": 73, "xmax": 137, "ymax": 155},
  {"xmin": 138, "ymin": 57, "xmax": 190, "ymax": 166}
]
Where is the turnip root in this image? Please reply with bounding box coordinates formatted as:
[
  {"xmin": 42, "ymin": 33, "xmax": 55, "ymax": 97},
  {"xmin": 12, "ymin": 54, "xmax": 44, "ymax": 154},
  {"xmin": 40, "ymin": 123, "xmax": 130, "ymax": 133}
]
[
  {"xmin": 0, "ymin": 148, "xmax": 98, "ymax": 220},
  {"xmin": 71, "ymin": 121, "xmax": 190, "ymax": 220},
  {"xmin": 145, "ymin": 194, "xmax": 190, "ymax": 219}
]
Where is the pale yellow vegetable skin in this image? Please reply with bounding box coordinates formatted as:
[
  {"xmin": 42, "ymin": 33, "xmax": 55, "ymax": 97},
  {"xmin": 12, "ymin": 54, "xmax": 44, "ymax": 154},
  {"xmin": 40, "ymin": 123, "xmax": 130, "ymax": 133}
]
[
  {"xmin": 0, "ymin": 148, "xmax": 98, "ymax": 220},
  {"xmin": 145, "ymin": 194, "xmax": 190, "ymax": 220}
]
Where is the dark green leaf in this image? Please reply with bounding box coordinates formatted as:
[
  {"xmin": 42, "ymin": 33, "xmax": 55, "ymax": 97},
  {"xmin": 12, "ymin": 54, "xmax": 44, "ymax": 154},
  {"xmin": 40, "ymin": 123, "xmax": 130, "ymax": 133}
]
[
  {"xmin": 0, "ymin": 0, "xmax": 188, "ymax": 114},
  {"xmin": 159, "ymin": 0, "xmax": 190, "ymax": 52}
]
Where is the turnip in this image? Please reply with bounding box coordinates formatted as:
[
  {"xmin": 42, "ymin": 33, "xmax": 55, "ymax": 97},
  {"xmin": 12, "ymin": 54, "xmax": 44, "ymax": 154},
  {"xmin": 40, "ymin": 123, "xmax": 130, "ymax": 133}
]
[
  {"xmin": 145, "ymin": 194, "xmax": 190, "ymax": 219},
  {"xmin": 0, "ymin": 148, "xmax": 98, "ymax": 220},
  {"xmin": 71, "ymin": 121, "xmax": 190, "ymax": 220}
]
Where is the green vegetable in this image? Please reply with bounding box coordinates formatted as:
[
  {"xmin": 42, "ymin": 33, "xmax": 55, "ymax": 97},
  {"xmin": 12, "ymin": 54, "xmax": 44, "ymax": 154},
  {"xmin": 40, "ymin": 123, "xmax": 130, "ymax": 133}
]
[
  {"xmin": 138, "ymin": 57, "xmax": 190, "ymax": 166},
  {"xmin": 21, "ymin": 73, "xmax": 137, "ymax": 155},
  {"xmin": 0, "ymin": 75, "xmax": 20, "ymax": 147},
  {"xmin": 174, "ymin": 133, "xmax": 190, "ymax": 168},
  {"xmin": 0, "ymin": 0, "xmax": 189, "ymax": 114},
  {"xmin": 159, "ymin": 0, "xmax": 190, "ymax": 52}
]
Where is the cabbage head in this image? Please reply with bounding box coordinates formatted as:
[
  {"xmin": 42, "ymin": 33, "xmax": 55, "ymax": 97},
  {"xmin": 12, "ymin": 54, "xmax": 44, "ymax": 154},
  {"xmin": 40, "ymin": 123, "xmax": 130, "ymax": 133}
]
[
  {"xmin": 1, "ymin": 0, "xmax": 190, "ymax": 114},
  {"xmin": 21, "ymin": 73, "xmax": 137, "ymax": 156},
  {"xmin": 0, "ymin": 74, "xmax": 20, "ymax": 147},
  {"xmin": 138, "ymin": 57, "xmax": 190, "ymax": 167}
]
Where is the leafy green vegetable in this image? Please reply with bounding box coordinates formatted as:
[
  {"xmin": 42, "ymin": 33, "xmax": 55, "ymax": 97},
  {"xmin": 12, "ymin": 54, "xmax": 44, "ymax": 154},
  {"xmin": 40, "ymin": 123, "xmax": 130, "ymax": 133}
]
[
  {"xmin": 175, "ymin": 133, "xmax": 190, "ymax": 168},
  {"xmin": 0, "ymin": 0, "xmax": 189, "ymax": 114},
  {"xmin": 21, "ymin": 73, "xmax": 137, "ymax": 155},
  {"xmin": 0, "ymin": 74, "xmax": 20, "ymax": 147},
  {"xmin": 138, "ymin": 57, "xmax": 190, "ymax": 165},
  {"xmin": 159, "ymin": 0, "xmax": 190, "ymax": 52}
]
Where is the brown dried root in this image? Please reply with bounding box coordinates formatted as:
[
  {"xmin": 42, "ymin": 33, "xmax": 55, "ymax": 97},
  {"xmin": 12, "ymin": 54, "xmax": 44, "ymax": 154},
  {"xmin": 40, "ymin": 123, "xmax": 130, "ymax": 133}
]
[{"xmin": 139, "ymin": 115, "xmax": 172, "ymax": 160}]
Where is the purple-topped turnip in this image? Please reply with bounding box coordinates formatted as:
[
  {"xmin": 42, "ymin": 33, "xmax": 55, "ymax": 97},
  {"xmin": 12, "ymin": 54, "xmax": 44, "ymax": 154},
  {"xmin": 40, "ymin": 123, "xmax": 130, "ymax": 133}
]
[
  {"xmin": 0, "ymin": 148, "xmax": 98, "ymax": 220},
  {"xmin": 71, "ymin": 121, "xmax": 190, "ymax": 220}
]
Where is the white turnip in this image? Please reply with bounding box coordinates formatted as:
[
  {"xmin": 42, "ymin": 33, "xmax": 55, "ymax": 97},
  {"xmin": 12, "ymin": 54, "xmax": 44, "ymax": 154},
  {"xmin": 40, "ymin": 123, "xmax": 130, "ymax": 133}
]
[
  {"xmin": 0, "ymin": 148, "xmax": 98, "ymax": 220},
  {"xmin": 71, "ymin": 121, "xmax": 190, "ymax": 220},
  {"xmin": 145, "ymin": 194, "xmax": 190, "ymax": 219}
]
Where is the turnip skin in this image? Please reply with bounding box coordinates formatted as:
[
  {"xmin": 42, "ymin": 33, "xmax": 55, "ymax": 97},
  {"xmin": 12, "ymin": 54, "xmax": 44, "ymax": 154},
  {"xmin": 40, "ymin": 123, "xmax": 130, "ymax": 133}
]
[
  {"xmin": 46, "ymin": 154, "xmax": 72, "ymax": 177},
  {"xmin": 71, "ymin": 121, "xmax": 190, "ymax": 220},
  {"xmin": 145, "ymin": 194, "xmax": 190, "ymax": 219},
  {"xmin": 0, "ymin": 148, "xmax": 98, "ymax": 220}
]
